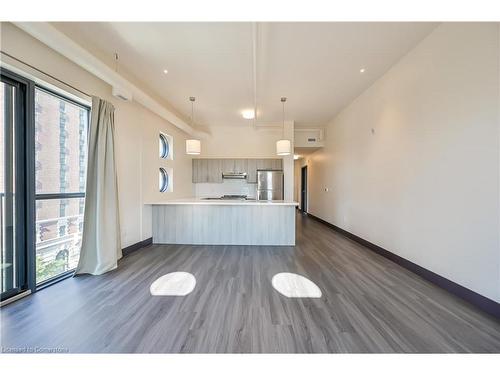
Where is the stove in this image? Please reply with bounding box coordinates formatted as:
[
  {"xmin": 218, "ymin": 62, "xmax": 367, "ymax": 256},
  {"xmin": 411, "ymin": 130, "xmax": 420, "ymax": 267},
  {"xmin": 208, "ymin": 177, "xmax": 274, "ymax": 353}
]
[
  {"xmin": 202, "ymin": 195, "xmax": 253, "ymax": 200},
  {"xmin": 221, "ymin": 194, "xmax": 247, "ymax": 200}
]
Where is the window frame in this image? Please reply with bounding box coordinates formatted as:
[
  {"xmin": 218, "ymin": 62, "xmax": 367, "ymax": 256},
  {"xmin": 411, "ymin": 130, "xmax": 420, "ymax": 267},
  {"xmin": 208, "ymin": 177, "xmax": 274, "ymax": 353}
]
[
  {"xmin": 159, "ymin": 167, "xmax": 169, "ymax": 193},
  {"xmin": 0, "ymin": 68, "xmax": 35, "ymax": 302},
  {"xmin": 159, "ymin": 133, "xmax": 170, "ymax": 159},
  {"xmin": 33, "ymin": 85, "xmax": 90, "ymax": 288}
]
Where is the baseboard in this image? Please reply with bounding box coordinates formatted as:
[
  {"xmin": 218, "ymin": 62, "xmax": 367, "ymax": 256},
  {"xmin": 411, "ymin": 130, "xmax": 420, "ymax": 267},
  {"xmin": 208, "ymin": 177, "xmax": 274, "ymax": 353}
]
[
  {"xmin": 122, "ymin": 237, "xmax": 153, "ymax": 257},
  {"xmin": 307, "ymin": 213, "xmax": 500, "ymax": 320}
]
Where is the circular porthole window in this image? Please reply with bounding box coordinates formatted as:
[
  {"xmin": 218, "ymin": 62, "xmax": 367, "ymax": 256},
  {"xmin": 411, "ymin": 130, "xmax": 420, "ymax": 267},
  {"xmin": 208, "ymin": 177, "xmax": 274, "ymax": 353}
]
[
  {"xmin": 159, "ymin": 133, "xmax": 170, "ymax": 159},
  {"xmin": 159, "ymin": 167, "xmax": 169, "ymax": 192}
]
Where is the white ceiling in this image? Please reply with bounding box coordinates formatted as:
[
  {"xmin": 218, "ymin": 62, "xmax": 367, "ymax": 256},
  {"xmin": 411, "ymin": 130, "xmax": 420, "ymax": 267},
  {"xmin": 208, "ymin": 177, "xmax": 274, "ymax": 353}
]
[{"xmin": 53, "ymin": 22, "xmax": 438, "ymax": 128}]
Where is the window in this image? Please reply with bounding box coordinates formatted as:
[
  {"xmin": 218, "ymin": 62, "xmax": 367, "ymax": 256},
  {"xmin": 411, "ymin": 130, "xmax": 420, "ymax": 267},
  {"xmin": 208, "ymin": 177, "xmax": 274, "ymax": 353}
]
[
  {"xmin": 34, "ymin": 87, "xmax": 89, "ymax": 284},
  {"xmin": 1, "ymin": 70, "xmax": 32, "ymax": 302},
  {"xmin": 159, "ymin": 167, "xmax": 169, "ymax": 193},
  {"xmin": 159, "ymin": 132, "xmax": 173, "ymax": 160},
  {"xmin": 1, "ymin": 68, "xmax": 89, "ymax": 304}
]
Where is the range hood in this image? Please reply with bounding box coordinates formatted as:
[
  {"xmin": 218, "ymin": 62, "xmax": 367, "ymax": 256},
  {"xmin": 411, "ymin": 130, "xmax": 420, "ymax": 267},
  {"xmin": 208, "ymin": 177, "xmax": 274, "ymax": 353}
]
[{"xmin": 222, "ymin": 172, "xmax": 248, "ymax": 179}]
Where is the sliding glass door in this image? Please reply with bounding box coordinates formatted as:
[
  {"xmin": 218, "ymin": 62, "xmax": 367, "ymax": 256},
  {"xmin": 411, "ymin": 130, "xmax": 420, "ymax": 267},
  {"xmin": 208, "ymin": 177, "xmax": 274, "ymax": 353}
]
[
  {"xmin": 1, "ymin": 68, "xmax": 89, "ymax": 303},
  {"xmin": 34, "ymin": 88, "xmax": 88, "ymax": 285},
  {"xmin": 0, "ymin": 71, "xmax": 31, "ymax": 301}
]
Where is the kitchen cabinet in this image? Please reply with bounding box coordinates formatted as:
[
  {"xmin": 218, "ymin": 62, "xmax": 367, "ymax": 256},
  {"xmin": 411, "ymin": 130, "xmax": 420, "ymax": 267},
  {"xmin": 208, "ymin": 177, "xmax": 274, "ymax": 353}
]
[
  {"xmin": 198, "ymin": 159, "xmax": 209, "ymax": 182},
  {"xmin": 193, "ymin": 158, "xmax": 281, "ymax": 183},
  {"xmin": 222, "ymin": 159, "xmax": 247, "ymax": 173},
  {"xmin": 246, "ymin": 159, "xmax": 258, "ymax": 183},
  {"xmin": 257, "ymin": 158, "xmax": 276, "ymax": 171},
  {"xmin": 256, "ymin": 159, "xmax": 267, "ymax": 171},
  {"xmin": 207, "ymin": 159, "xmax": 222, "ymax": 183},
  {"xmin": 193, "ymin": 159, "xmax": 222, "ymax": 183},
  {"xmin": 272, "ymin": 159, "xmax": 283, "ymax": 170},
  {"xmin": 247, "ymin": 158, "xmax": 282, "ymax": 183},
  {"xmin": 222, "ymin": 159, "xmax": 235, "ymax": 173},
  {"xmin": 192, "ymin": 159, "xmax": 200, "ymax": 183},
  {"xmin": 234, "ymin": 159, "xmax": 247, "ymax": 173}
]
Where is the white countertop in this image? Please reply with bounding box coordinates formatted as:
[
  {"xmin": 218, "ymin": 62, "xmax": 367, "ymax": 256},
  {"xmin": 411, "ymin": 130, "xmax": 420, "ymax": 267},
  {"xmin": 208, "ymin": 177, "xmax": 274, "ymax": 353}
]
[{"xmin": 145, "ymin": 198, "xmax": 298, "ymax": 206}]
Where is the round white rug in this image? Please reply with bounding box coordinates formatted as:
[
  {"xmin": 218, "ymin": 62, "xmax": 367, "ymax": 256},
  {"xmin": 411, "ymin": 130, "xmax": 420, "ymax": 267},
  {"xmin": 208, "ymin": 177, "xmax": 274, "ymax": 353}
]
[
  {"xmin": 150, "ymin": 272, "xmax": 196, "ymax": 296},
  {"xmin": 271, "ymin": 272, "xmax": 322, "ymax": 298}
]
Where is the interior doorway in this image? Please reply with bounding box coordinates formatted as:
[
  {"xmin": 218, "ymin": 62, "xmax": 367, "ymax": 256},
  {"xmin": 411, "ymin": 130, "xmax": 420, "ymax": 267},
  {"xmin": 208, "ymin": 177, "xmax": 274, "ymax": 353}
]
[{"xmin": 300, "ymin": 166, "xmax": 308, "ymax": 213}]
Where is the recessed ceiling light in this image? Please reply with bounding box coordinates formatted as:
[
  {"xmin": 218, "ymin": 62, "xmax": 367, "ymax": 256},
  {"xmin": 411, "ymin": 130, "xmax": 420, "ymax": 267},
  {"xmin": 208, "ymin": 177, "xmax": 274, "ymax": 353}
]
[
  {"xmin": 163, "ymin": 69, "xmax": 168, "ymax": 74},
  {"xmin": 360, "ymin": 68, "xmax": 366, "ymax": 73},
  {"xmin": 242, "ymin": 109, "xmax": 255, "ymax": 120}
]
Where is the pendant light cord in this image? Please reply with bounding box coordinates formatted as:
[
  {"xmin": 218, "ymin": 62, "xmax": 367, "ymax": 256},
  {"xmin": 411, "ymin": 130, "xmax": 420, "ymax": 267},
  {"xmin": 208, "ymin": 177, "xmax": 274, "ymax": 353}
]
[
  {"xmin": 281, "ymin": 97, "xmax": 287, "ymax": 138},
  {"xmin": 190, "ymin": 97, "xmax": 196, "ymax": 127}
]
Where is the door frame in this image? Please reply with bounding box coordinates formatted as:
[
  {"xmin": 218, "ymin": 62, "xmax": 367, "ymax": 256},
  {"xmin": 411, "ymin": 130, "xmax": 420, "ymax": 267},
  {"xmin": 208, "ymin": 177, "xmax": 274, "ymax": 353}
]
[{"xmin": 300, "ymin": 165, "xmax": 308, "ymax": 213}]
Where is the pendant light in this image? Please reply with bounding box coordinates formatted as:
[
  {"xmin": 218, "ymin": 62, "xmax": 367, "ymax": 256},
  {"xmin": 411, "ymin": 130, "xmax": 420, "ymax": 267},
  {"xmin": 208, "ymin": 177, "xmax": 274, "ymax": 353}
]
[
  {"xmin": 186, "ymin": 97, "xmax": 201, "ymax": 155},
  {"xmin": 276, "ymin": 97, "xmax": 291, "ymax": 155}
]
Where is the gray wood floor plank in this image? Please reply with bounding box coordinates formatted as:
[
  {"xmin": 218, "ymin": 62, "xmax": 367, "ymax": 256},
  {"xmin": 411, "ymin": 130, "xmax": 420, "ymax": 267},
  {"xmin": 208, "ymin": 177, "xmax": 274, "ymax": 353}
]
[{"xmin": 1, "ymin": 213, "xmax": 499, "ymax": 353}]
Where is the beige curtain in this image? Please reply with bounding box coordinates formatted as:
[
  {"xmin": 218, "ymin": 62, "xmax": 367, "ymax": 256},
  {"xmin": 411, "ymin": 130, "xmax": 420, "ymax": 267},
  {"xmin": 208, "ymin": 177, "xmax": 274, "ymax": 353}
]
[{"xmin": 75, "ymin": 97, "xmax": 121, "ymax": 275}]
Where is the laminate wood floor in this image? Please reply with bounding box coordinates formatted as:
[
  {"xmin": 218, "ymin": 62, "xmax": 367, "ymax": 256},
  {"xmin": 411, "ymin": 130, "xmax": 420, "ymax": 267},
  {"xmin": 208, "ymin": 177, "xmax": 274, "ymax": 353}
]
[{"xmin": 2, "ymin": 213, "xmax": 500, "ymax": 353}]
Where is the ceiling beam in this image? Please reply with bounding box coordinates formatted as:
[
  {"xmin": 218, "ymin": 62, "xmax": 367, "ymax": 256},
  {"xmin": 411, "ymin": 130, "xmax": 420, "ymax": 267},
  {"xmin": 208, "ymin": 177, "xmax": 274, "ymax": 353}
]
[{"xmin": 13, "ymin": 22, "xmax": 208, "ymax": 138}]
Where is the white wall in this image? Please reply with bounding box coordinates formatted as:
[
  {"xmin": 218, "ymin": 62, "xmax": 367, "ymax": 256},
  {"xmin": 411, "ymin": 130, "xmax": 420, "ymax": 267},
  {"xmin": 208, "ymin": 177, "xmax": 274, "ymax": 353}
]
[
  {"xmin": 201, "ymin": 125, "xmax": 281, "ymax": 157},
  {"xmin": 201, "ymin": 122, "xmax": 295, "ymax": 200},
  {"xmin": 304, "ymin": 23, "xmax": 500, "ymax": 302},
  {"xmin": 1, "ymin": 22, "xmax": 194, "ymax": 247}
]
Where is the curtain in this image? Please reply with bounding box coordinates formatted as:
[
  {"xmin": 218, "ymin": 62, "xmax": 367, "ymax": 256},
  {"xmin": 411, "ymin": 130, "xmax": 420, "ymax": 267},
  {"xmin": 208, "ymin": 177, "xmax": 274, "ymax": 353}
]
[{"xmin": 75, "ymin": 97, "xmax": 121, "ymax": 275}]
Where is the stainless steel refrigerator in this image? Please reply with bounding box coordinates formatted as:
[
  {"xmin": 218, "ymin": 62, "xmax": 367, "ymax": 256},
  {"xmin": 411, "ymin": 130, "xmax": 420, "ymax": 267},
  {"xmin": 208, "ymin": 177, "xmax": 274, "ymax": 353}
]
[{"xmin": 257, "ymin": 170, "xmax": 284, "ymax": 201}]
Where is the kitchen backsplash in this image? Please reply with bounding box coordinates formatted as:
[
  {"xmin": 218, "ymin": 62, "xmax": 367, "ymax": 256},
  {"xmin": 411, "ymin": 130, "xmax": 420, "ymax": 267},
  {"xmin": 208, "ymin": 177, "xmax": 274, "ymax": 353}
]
[{"xmin": 194, "ymin": 179, "xmax": 257, "ymax": 198}]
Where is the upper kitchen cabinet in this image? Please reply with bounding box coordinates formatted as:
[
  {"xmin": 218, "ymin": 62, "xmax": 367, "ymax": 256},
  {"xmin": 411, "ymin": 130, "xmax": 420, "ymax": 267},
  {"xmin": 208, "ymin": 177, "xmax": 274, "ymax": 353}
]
[
  {"xmin": 192, "ymin": 159, "xmax": 207, "ymax": 183},
  {"xmin": 271, "ymin": 159, "xmax": 283, "ymax": 170},
  {"xmin": 222, "ymin": 158, "xmax": 247, "ymax": 174},
  {"xmin": 256, "ymin": 159, "xmax": 269, "ymax": 171},
  {"xmin": 247, "ymin": 159, "xmax": 258, "ymax": 183},
  {"xmin": 234, "ymin": 159, "xmax": 247, "ymax": 173},
  {"xmin": 193, "ymin": 159, "xmax": 222, "ymax": 183},
  {"xmin": 248, "ymin": 158, "xmax": 282, "ymax": 183},
  {"xmin": 257, "ymin": 158, "xmax": 282, "ymax": 171},
  {"xmin": 222, "ymin": 159, "xmax": 235, "ymax": 173},
  {"xmin": 207, "ymin": 159, "xmax": 223, "ymax": 183},
  {"xmin": 193, "ymin": 158, "xmax": 281, "ymax": 183}
]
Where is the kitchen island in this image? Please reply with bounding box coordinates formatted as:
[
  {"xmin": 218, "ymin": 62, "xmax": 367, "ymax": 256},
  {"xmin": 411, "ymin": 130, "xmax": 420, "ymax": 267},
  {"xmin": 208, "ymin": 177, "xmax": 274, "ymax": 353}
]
[{"xmin": 148, "ymin": 199, "xmax": 298, "ymax": 246}]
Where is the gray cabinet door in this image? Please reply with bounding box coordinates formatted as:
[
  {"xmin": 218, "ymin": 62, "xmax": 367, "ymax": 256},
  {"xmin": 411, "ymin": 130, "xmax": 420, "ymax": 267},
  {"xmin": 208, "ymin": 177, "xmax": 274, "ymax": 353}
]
[
  {"xmin": 207, "ymin": 159, "xmax": 222, "ymax": 183},
  {"xmin": 192, "ymin": 159, "xmax": 200, "ymax": 183},
  {"xmin": 257, "ymin": 159, "xmax": 274, "ymax": 170},
  {"xmin": 272, "ymin": 158, "xmax": 283, "ymax": 170},
  {"xmin": 198, "ymin": 159, "xmax": 209, "ymax": 182},
  {"xmin": 247, "ymin": 159, "xmax": 257, "ymax": 183},
  {"xmin": 234, "ymin": 159, "xmax": 248, "ymax": 174},
  {"xmin": 256, "ymin": 159, "xmax": 266, "ymax": 171},
  {"xmin": 222, "ymin": 159, "xmax": 235, "ymax": 173}
]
